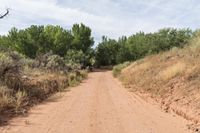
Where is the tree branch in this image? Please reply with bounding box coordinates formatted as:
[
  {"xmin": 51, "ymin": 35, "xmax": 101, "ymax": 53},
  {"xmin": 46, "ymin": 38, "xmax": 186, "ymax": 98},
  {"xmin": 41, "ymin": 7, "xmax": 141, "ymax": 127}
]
[{"xmin": 0, "ymin": 9, "xmax": 9, "ymax": 19}]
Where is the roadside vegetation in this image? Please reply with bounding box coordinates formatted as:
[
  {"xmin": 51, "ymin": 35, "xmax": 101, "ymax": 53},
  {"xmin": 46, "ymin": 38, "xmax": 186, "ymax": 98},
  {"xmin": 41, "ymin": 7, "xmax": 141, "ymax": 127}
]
[{"xmin": 0, "ymin": 23, "xmax": 92, "ymax": 123}]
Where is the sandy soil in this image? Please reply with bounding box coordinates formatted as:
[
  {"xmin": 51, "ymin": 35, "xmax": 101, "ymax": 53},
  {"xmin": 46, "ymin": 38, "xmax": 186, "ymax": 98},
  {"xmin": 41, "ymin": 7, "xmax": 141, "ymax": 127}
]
[{"xmin": 0, "ymin": 71, "xmax": 191, "ymax": 133}]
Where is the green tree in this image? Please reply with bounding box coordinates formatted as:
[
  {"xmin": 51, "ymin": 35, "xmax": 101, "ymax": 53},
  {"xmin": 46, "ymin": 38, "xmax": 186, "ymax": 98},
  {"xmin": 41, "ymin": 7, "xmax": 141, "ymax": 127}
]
[{"xmin": 71, "ymin": 23, "xmax": 94, "ymax": 52}]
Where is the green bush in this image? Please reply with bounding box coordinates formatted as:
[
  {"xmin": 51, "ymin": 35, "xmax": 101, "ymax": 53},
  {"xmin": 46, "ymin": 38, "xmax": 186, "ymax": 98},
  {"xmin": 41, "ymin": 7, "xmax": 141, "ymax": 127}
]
[
  {"xmin": 68, "ymin": 73, "xmax": 79, "ymax": 87},
  {"xmin": 46, "ymin": 55, "xmax": 66, "ymax": 71},
  {"xmin": 68, "ymin": 70, "xmax": 88, "ymax": 87},
  {"xmin": 0, "ymin": 52, "xmax": 23, "ymax": 89},
  {"xmin": 79, "ymin": 70, "xmax": 88, "ymax": 79},
  {"xmin": 0, "ymin": 52, "xmax": 13, "ymax": 76},
  {"xmin": 34, "ymin": 53, "xmax": 69, "ymax": 72},
  {"xmin": 113, "ymin": 61, "xmax": 131, "ymax": 77}
]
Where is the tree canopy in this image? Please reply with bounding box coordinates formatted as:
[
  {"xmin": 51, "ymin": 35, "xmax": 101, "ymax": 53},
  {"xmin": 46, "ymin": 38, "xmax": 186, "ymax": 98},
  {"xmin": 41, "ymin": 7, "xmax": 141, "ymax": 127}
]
[
  {"xmin": 95, "ymin": 28, "xmax": 193, "ymax": 66},
  {"xmin": 0, "ymin": 23, "xmax": 194, "ymax": 68},
  {"xmin": 0, "ymin": 23, "xmax": 94, "ymax": 67}
]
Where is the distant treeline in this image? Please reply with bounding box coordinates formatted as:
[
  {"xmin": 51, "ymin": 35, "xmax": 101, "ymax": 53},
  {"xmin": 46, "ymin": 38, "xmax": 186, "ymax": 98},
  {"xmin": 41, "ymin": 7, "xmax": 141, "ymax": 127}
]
[
  {"xmin": 0, "ymin": 25, "xmax": 195, "ymax": 67},
  {"xmin": 95, "ymin": 28, "xmax": 194, "ymax": 66}
]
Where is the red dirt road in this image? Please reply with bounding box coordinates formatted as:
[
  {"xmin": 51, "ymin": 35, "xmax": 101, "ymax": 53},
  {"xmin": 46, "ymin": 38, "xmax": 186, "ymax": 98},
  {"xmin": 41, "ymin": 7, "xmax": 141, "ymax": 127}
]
[{"xmin": 1, "ymin": 71, "xmax": 191, "ymax": 133}]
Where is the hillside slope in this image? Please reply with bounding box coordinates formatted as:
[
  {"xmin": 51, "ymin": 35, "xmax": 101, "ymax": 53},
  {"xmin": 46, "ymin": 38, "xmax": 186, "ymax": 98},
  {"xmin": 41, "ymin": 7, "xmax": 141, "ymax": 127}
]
[{"xmin": 119, "ymin": 34, "xmax": 200, "ymax": 129}]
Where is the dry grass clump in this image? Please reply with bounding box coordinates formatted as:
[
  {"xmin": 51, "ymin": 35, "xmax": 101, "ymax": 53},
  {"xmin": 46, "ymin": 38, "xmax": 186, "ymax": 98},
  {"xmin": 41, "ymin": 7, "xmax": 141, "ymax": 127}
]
[
  {"xmin": 15, "ymin": 91, "xmax": 27, "ymax": 112},
  {"xmin": 120, "ymin": 59, "xmax": 155, "ymax": 91},
  {"xmin": 0, "ymin": 86, "xmax": 13, "ymax": 112},
  {"xmin": 159, "ymin": 62, "xmax": 186, "ymax": 81},
  {"xmin": 127, "ymin": 61, "xmax": 151, "ymax": 73},
  {"xmin": 0, "ymin": 86, "xmax": 27, "ymax": 113}
]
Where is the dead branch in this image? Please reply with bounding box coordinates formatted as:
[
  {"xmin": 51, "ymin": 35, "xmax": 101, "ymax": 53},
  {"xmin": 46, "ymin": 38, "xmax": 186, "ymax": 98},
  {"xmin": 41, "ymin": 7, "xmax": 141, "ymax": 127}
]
[{"xmin": 0, "ymin": 9, "xmax": 9, "ymax": 19}]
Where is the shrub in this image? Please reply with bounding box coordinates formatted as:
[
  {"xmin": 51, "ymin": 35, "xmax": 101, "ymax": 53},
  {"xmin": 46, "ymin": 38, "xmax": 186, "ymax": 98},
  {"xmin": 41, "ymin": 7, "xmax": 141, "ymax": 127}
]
[
  {"xmin": 113, "ymin": 61, "xmax": 131, "ymax": 77},
  {"xmin": 34, "ymin": 52, "xmax": 69, "ymax": 72},
  {"xmin": 79, "ymin": 70, "xmax": 88, "ymax": 79},
  {"xmin": 68, "ymin": 73, "xmax": 79, "ymax": 86},
  {"xmin": 0, "ymin": 52, "xmax": 13, "ymax": 77},
  {"xmin": 46, "ymin": 55, "xmax": 66, "ymax": 71},
  {"xmin": 0, "ymin": 51, "xmax": 23, "ymax": 89},
  {"xmin": 65, "ymin": 60, "xmax": 81, "ymax": 71},
  {"xmin": 68, "ymin": 70, "xmax": 88, "ymax": 87}
]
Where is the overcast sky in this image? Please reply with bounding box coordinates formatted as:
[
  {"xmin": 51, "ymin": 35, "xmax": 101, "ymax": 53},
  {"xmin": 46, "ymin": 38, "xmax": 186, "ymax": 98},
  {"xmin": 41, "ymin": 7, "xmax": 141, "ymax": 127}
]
[{"xmin": 0, "ymin": 0, "xmax": 200, "ymax": 43}]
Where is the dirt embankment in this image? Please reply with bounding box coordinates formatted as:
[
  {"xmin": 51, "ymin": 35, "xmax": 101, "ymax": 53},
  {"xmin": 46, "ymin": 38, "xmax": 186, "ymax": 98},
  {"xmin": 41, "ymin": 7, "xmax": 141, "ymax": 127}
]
[
  {"xmin": 119, "ymin": 47, "xmax": 200, "ymax": 130},
  {"xmin": 1, "ymin": 71, "xmax": 192, "ymax": 133}
]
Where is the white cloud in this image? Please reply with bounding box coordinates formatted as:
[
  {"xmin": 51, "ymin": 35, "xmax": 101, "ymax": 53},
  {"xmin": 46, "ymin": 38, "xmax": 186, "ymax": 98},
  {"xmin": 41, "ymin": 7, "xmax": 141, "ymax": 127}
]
[{"xmin": 0, "ymin": 0, "xmax": 200, "ymax": 43}]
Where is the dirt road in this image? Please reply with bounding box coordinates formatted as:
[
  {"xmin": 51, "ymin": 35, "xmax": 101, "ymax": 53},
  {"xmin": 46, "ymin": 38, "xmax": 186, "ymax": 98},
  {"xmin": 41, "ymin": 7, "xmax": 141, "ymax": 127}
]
[{"xmin": 1, "ymin": 71, "xmax": 191, "ymax": 133}]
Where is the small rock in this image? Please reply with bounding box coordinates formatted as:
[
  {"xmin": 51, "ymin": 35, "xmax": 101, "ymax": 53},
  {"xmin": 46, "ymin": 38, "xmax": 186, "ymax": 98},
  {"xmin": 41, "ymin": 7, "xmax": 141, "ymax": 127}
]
[
  {"xmin": 195, "ymin": 128, "xmax": 199, "ymax": 132},
  {"xmin": 24, "ymin": 120, "xmax": 30, "ymax": 125}
]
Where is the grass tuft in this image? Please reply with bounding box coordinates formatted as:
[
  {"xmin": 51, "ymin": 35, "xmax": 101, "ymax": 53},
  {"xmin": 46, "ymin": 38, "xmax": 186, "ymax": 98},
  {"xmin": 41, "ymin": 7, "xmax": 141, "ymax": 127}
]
[{"xmin": 159, "ymin": 62, "xmax": 186, "ymax": 81}]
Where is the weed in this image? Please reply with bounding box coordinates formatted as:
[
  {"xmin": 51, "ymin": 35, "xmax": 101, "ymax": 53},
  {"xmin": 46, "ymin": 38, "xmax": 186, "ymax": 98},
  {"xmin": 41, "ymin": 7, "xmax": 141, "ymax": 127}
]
[{"xmin": 15, "ymin": 91, "xmax": 27, "ymax": 112}]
